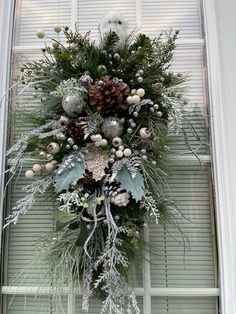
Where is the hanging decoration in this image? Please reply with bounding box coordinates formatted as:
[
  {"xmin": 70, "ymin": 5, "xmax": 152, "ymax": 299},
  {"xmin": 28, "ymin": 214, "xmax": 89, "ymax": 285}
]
[{"xmin": 4, "ymin": 11, "xmax": 198, "ymax": 314}]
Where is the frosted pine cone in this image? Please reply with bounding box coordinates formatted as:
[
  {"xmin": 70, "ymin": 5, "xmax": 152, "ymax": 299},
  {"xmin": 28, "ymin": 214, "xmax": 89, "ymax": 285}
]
[{"xmin": 89, "ymin": 76, "xmax": 130, "ymax": 114}]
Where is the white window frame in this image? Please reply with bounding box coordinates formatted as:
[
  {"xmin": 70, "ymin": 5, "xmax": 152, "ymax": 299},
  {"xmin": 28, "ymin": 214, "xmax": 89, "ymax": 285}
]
[{"xmin": 1, "ymin": 0, "xmax": 235, "ymax": 313}]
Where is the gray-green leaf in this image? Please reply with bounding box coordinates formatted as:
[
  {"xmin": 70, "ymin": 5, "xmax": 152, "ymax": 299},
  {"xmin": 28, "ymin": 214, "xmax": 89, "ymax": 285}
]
[
  {"xmin": 116, "ymin": 165, "xmax": 144, "ymax": 201},
  {"xmin": 55, "ymin": 157, "xmax": 85, "ymax": 192}
]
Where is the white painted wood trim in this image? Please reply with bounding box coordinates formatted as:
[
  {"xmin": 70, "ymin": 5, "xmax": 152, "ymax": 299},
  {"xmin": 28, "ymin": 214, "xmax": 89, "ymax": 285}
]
[
  {"xmin": 203, "ymin": 0, "xmax": 236, "ymax": 313},
  {"xmin": 1, "ymin": 285, "xmax": 220, "ymax": 297},
  {"xmin": 0, "ymin": 0, "xmax": 15, "ymax": 263}
]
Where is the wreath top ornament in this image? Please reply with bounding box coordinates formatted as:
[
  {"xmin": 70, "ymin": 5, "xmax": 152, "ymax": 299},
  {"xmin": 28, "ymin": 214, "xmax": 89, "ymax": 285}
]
[{"xmin": 5, "ymin": 11, "xmax": 192, "ymax": 314}]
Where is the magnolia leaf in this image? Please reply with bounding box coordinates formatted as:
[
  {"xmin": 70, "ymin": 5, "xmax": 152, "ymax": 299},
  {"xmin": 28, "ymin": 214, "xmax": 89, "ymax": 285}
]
[
  {"xmin": 116, "ymin": 166, "xmax": 144, "ymax": 201},
  {"xmin": 55, "ymin": 158, "xmax": 85, "ymax": 192},
  {"xmin": 53, "ymin": 210, "xmax": 78, "ymax": 223}
]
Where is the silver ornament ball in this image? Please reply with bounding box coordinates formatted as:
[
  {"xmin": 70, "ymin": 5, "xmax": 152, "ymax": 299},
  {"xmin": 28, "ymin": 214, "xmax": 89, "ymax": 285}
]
[
  {"xmin": 101, "ymin": 117, "xmax": 124, "ymax": 139},
  {"xmin": 62, "ymin": 91, "xmax": 87, "ymax": 117}
]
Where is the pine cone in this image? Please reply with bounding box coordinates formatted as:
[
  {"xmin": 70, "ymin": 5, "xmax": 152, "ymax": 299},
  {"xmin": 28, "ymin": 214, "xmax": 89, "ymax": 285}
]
[
  {"xmin": 89, "ymin": 76, "xmax": 130, "ymax": 114},
  {"xmin": 81, "ymin": 171, "xmax": 96, "ymax": 191},
  {"xmin": 66, "ymin": 118, "xmax": 85, "ymax": 144}
]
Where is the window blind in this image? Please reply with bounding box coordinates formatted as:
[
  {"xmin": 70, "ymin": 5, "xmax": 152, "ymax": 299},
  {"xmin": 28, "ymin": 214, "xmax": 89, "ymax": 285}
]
[{"xmin": 2, "ymin": 0, "xmax": 219, "ymax": 313}]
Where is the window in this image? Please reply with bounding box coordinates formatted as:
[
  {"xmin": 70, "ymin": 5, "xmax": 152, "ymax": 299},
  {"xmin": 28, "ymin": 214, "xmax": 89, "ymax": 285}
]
[{"xmin": 0, "ymin": 0, "xmax": 223, "ymax": 313}]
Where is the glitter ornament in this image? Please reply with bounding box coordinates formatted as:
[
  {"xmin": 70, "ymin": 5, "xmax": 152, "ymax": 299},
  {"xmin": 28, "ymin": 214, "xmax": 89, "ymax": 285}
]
[
  {"xmin": 25, "ymin": 170, "xmax": 34, "ymax": 179},
  {"xmin": 62, "ymin": 92, "xmax": 87, "ymax": 117},
  {"xmin": 101, "ymin": 117, "xmax": 124, "ymax": 139},
  {"xmin": 139, "ymin": 127, "xmax": 151, "ymax": 139}
]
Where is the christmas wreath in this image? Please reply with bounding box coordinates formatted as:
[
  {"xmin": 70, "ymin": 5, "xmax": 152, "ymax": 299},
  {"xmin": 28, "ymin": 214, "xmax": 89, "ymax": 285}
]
[{"xmin": 4, "ymin": 11, "xmax": 198, "ymax": 314}]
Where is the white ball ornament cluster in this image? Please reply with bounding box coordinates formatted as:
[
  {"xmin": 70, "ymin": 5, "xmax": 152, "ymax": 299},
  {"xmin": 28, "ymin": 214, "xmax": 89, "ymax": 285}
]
[
  {"xmin": 127, "ymin": 88, "xmax": 145, "ymax": 105},
  {"xmin": 91, "ymin": 134, "xmax": 108, "ymax": 147}
]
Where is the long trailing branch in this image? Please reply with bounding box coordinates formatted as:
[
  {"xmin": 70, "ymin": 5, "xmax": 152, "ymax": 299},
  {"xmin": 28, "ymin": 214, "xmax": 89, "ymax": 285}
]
[{"xmin": 4, "ymin": 176, "xmax": 52, "ymax": 227}]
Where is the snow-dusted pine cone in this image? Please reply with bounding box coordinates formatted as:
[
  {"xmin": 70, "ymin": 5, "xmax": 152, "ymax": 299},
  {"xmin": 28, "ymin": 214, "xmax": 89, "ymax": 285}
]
[
  {"xmin": 89, "ymin": 76, "xmax": 130, "ymax": 114},
  {"xmin": 66, "ymin": 118, "xmax": 85, "ymax": 144}
]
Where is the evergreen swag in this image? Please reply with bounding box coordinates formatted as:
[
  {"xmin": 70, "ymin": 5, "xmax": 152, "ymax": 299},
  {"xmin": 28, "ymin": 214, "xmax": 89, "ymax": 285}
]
[{"xmin": 4, "ymin": 19, "xmax": 199, "ymax": 314}]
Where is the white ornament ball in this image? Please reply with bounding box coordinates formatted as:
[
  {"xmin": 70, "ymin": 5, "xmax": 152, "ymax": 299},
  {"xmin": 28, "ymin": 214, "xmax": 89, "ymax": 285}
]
[
  {"xmin": 127, "ymin": 96, "xmax": 133, "ymax": 105},
  {"xmin": 46, "ymin": 153, "xmax": 54, "ymax": 161},
  {"xmin": 45, "ymin": 162, "xmax": 54, "ymax": 172},
  {"xmin": 32, "ymin": 164, "xmax": 42, "ymax": 173},
  {"xmin": 59, "ymin": 115, "xmax": 69, "ymax": 126},
  {"xmin": 154, "ymin": 104, "xmax": 159, "ymax": 110},
  {"xmin": 25, "ymin": 170, "xmax": 34, "ymax": 179},
  {"xmin": 62, "ymin": 91, "xmax": 87, "ymax": 117},
  {"xmin": 137, "ymin": 77, "xmax": 144, "ymax": 83},
  {"xmin": 139, "ymin": 127, "xmax": 151, "ymax": 139},
  {"xmin": 157, "ymin": 111, "xmax": 163, "ymax": 117},
  {"xmin": 91, "ymin": 134, "xmax": 97, "ymax": 142},
  {"xmin": 116, "ymin": 150, "xmax": 124, "ymax": 158},
  {"xmin": 94, "ymin": 134, "xmax": 103, "ymax": 142},
  {"xmin": 123, "ymin": 148, "xmax": 132, "ymax": 157},
  {"xmin": 36, "ymin": 30, "xmax": 45, "ymax": 38},
  {"xmin": 39, "ymin": 151, "xmax": 46, "ymax": 158},
  {"xmin": 131, "ymin": 89, "xmax": 137, "ymax": 96},
  {"xmin": 56, "ymin": 132, "xmax": 66, "ymax": 141},
  {"xmin": 52, "ymin": 41, "xmax": 60, "ymax": 49},
  {"xmin": 118, "ymin": 145, "xmax": 124, "ymax": 151},
  {"xmin": 95, "ymin": 141, "xmax": 102, "ymax": 147},
  {"xmin": 112, "ymin": 137, "xmax": 122, "ymax": 147},
  {"xmin": 127, "ymin": 128, "xmax": 133, "ymax": 134},
  {"xmin": 47, "ymin": 142, "xmax": 60, "ymax": 154},
  {"xmin": 100, "ymin": 139, "xmax": 108, "ymax": 147},
  {"xmin": 136, "ymin": 88, "xmax": 145, "ymax": 97},
  {"xmin": 53, "ymin": 24, "xmax": 61, "ymax": 33},
  {"xmin": 51, "ymin": 160, "xmax": 58, "ymax": 165},
  {"xmin": 132, "ymin": 95, "xmax": 140, "ymax": 104}
]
